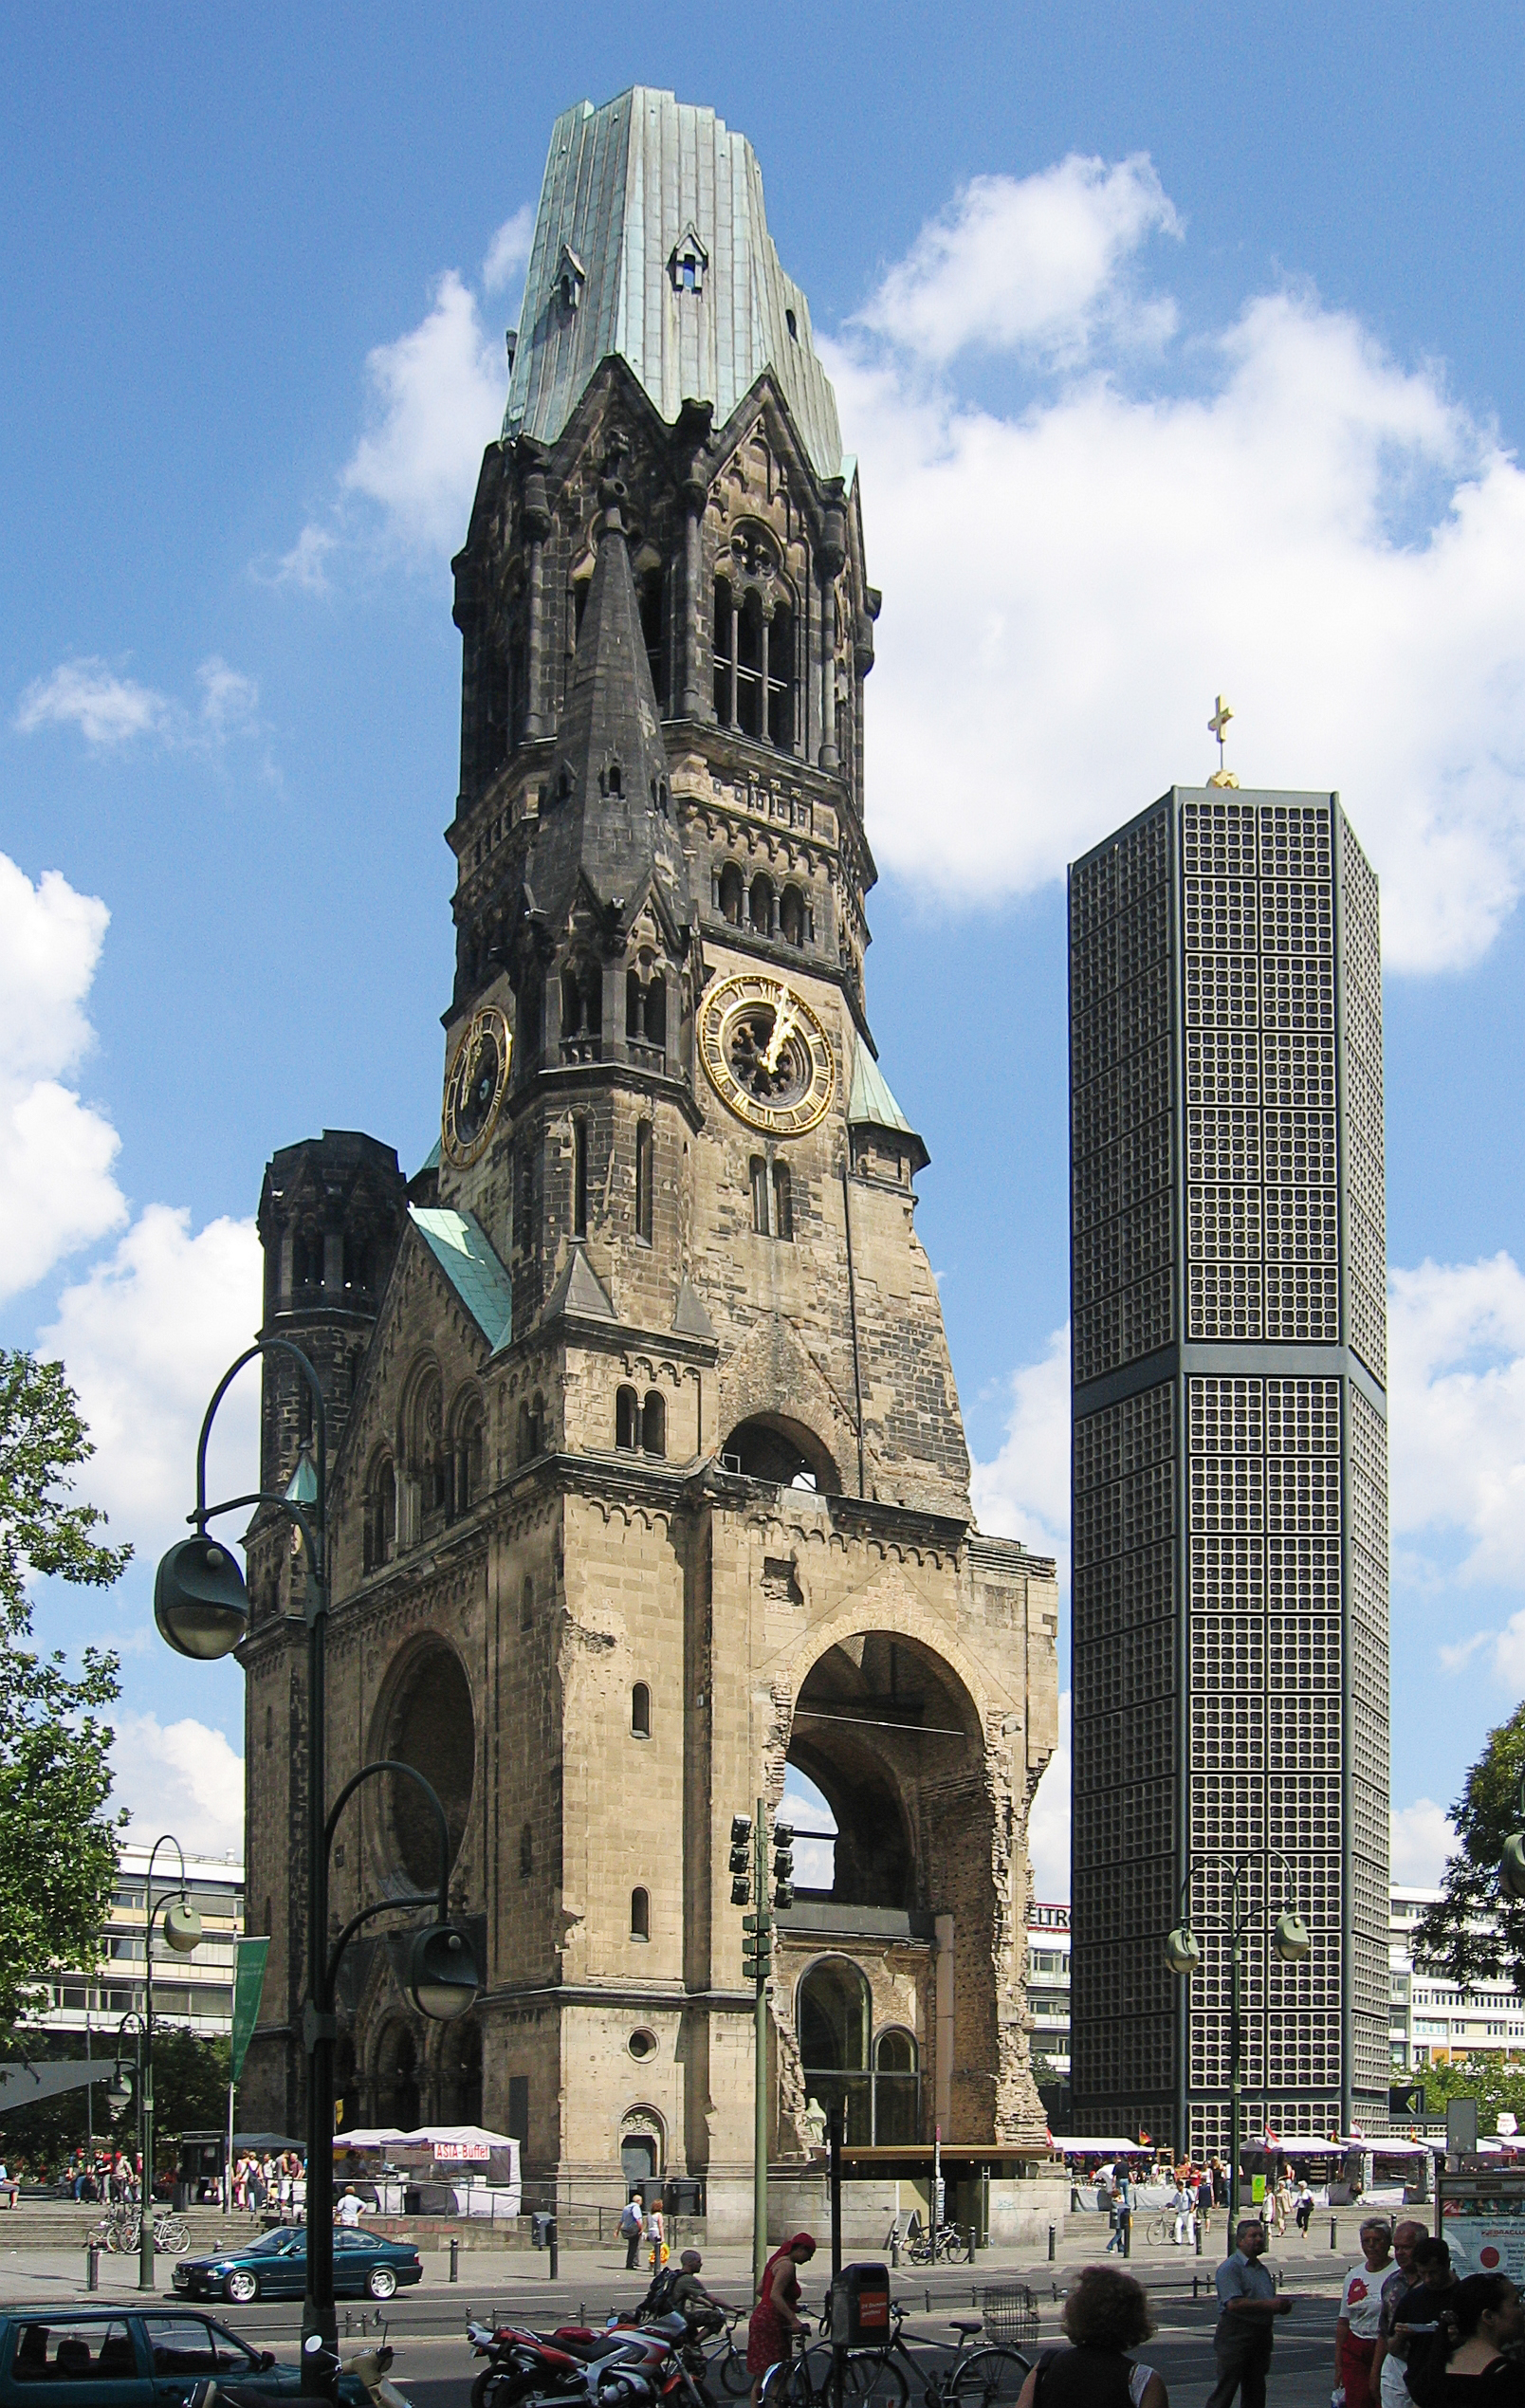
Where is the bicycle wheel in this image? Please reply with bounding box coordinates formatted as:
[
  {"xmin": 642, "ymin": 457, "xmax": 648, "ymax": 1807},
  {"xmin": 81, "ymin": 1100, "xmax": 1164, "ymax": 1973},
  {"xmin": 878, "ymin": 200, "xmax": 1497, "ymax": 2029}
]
[
  {"xmin": 950, "ymin": 2350, "xmax": 1030, "ymax": 2408},
  {"xmin": 760, "ymin": 2353, "xmax": 815, "ymax": 2408},
  {"xmin": 841, "ymin": 2354, "xmax": 909, "ymax": 2408},
  {"xmin": 718, "ymin": 2344, "xmax": 753, "ymax": 2399},
  {"xmin": 936, "ymin": 2227, "xmax": 971, "ymax": 2267},
  {"xmin": 156, "ymin": 2215, "xmax": 191, "ymax": 2254}
]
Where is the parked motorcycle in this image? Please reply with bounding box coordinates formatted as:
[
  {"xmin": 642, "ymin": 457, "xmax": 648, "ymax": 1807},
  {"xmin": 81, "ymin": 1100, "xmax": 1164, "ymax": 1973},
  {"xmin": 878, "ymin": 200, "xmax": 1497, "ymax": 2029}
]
[{"xmin": 466, "ymin": 2311, "xmax": 714, "ymax": 2408}]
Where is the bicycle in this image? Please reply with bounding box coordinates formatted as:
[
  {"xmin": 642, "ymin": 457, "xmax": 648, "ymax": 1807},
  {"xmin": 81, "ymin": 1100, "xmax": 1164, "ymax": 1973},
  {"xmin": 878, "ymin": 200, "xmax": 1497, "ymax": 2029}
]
[
  {"xmin": 763, "ymin": 2302, "xmax": 1029, "ymax": 2408},
  {"xmin": 905, "ymin": 2223, "xmax": 972, "ymax": 2269},
  {"xmin": 101, "ymin": 2210, "xmax": 192, "ymax": 2256},
  {"xmin": 701, "ymin": 2310, "xmax": 753, "ymax": 2399}
]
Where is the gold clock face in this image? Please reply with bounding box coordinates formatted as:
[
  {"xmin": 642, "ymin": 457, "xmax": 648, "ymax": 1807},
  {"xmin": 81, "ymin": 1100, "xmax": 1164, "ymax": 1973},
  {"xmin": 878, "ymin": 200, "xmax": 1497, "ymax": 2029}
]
[
  {"xmin": 698, "ymin": 973, "xmax": 835, "ymax": 1136},
  {"xmin": 442, "ymin": 1004, "xmax": 512, "ymax": 1167}
]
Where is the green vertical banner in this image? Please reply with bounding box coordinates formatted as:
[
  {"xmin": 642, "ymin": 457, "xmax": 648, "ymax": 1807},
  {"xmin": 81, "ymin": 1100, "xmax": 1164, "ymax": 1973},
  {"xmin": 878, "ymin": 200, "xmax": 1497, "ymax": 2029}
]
[{"xmin": 230, "ymin": 1939, "xmax": 269, "ymax": 2085}]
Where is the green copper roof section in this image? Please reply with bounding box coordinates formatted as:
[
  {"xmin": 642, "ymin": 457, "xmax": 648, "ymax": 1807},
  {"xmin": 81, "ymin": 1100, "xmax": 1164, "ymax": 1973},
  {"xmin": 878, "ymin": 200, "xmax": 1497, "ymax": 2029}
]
[
  {"xmin": 849, "ymin": 1041, "xmax": 914, "ymax": 1135},
  {"xmin": 417, "ymin": 1138, "xmax": 441, "ymax": 1173},
  {"xmin": 505, "ymin": 87, "xmax": 843, "ymax": 481},
  {"xmin": 285, "ymin": 1448, "xmax": 318, "ymax": 1506},
  {"xmin": 409, "ymin": 1205, "xmax": 513, "ymax": 1351}
]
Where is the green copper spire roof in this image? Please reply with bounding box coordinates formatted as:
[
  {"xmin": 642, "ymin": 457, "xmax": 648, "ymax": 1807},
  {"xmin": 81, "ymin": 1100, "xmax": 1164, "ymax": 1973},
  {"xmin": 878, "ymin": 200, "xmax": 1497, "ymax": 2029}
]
[
  {"xmin": 409, "ymin": 1205, "xmax": 514, "ymax": 1351},
  {"xmin": 849, "ymin": 1041, "xmax": 928, "ymax": 1174},
  {"xmin": 505, "ymin": 87, "xmax": 843, "ymax": 481}
]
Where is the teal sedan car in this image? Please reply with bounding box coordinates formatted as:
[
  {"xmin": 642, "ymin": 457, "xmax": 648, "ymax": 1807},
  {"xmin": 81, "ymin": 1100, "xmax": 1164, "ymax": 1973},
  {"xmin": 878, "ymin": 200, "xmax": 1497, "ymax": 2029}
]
[
  {"xmin": 172, "ymin": 2226, "xmax": 422, "ymax": 2305},
  {"xmin": 0, "ymin": 2306, "xmax": 369, "ymax": 2406}
]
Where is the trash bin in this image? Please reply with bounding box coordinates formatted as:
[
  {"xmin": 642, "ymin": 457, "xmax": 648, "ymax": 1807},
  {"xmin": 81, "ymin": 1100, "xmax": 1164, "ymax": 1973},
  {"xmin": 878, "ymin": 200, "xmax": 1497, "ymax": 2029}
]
[
  {"xmin": 531, "ymin": 2212, "xmax": 555, "ymax": 2247},
  {"xmin": 829, "ymin": 2265, "xmax": 891, "ymax": 2349}
]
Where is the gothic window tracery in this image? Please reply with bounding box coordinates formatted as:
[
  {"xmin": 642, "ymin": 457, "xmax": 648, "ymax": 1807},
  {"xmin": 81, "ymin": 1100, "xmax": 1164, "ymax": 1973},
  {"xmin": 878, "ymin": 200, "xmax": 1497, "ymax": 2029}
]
[
  {"xmin": 364, "ymin": 1454, "xmax": 396, "ymax": 1572},
  {"xmin": 719, "ymin": 863, "xmax": 744, "ymax": 926},
  {"xmin": 712, "ymin": 528, "xmax": 797, "ymax": 753}
]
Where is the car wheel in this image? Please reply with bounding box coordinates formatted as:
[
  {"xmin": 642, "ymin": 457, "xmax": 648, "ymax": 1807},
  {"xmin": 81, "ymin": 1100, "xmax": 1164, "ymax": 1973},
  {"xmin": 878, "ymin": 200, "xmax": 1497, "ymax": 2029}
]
[
  {"xmin": 225, "ymin": 2269, "xmax": 259, "ymax": 2305},
  {"xmin": 366, "ymin": 2266, "xmax": 397, "ymax": 2300}
]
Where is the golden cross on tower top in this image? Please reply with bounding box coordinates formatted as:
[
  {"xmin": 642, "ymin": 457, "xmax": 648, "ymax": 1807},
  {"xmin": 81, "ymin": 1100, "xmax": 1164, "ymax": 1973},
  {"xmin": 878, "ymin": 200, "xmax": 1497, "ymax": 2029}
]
[{"xmin": 1206, "ymin": 693, "xmax": 1240, "ymax": 789}]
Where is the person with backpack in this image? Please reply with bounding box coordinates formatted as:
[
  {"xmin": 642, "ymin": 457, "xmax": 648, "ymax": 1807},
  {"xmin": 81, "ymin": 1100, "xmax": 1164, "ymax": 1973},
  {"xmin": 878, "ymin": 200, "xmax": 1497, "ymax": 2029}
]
[
  {"xmin": 1013, "ymin": 2264, "xmax": 1167, "ymax": 2408},
  {"xmin": 620, "ymin": 2190, "xmax": 645, "ymax": 2271}
]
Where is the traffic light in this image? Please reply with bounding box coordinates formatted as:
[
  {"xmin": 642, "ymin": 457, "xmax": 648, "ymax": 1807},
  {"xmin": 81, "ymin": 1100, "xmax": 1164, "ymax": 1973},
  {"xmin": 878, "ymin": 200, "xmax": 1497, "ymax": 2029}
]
[
  {"xmin": 742, "ymin": 1915, "xmax": 772, "ymax": 1984},
  {"xmin": 729, "ymin": 1813, "xmax": 752, "ymax": 1907},
  {"xmin": 773, "ymin": 1823, "xmax": 795, "ymax": 1911}
]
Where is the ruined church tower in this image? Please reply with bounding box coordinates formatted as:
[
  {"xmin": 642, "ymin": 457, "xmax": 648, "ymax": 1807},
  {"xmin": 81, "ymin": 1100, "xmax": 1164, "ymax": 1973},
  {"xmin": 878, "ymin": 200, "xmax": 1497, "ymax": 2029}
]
[{"xmin": 241, "ymin": 87, "xmax": 1058, "ymax": 2233}]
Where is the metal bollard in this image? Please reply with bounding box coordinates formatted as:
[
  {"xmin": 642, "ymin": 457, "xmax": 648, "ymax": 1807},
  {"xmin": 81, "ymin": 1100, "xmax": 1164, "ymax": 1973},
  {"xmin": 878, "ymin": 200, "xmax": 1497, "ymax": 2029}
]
[
  {"xmin": 1331, "ymin": 2216, "xmax": 1338, "ymax": 2251},
  {"xmin": 968, "ymin": 2225, "xmax": 978, "ymax": 2267},
  {"xmin": 891, "ymin": 2232, "xmax": 900, "ymax": 2269},
  {"xmin": 1195, "ymin": 2221, "xmax": 1203, "ymax": 2257},
  {"xmin": 86, "ymin": 2245, "xmax": 100, "ymax": 2292},
  {"xmin": 450, "ymin": 2235, "xmax": 460, "ymax": 2283},
  {"xmin": 1048, "ymin": 2224, "xmax": 1056, "ymax": 2262},
  {"xmin": 1193, "ymin": 2276, "xmax": 1200, "ymax": 2299},
  {"xmin": 548, "ymin": 2217, "xmax": 559, "ymax": 2280},
  {"xmin": 1123, "ymin": 2217, "xmax": 1131, "ymax": 2259}
]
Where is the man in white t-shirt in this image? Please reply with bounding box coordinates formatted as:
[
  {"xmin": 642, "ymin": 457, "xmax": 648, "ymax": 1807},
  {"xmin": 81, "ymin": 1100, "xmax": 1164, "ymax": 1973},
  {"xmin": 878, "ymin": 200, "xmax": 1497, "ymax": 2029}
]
[
  {"xmin": 336, "ymin": 2186, "xmax": 369, "ymax": 2228},
  {"xmin": 1336, "ymin": 2220, "xmax": 1392, "ymax": 2405}
]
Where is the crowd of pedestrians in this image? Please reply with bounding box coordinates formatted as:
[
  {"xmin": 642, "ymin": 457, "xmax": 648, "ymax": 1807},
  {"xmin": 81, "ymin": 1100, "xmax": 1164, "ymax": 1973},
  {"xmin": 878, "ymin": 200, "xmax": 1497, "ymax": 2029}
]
[{"xmin": 230, "ymin": 2149, "xmax": 303, "ymax": 2213}]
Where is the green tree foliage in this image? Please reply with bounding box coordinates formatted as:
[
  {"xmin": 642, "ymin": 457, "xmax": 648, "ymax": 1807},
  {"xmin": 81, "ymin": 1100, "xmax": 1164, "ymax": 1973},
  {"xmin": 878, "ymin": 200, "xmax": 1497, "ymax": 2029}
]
[
  {"xmin": 1414, "ymin": 1700, "xmax": 1525, "ymax": 1994},
  {"xmin": 1409, "ymin": 2050, "xmax": 1525, "ymax": 2130},
  {"xmin": 0, "ymin": 1351, "xmax": 130, "ymax": 2029},
  {"xmin": 0, "ymin": 2027, "xmax": 230, "ymax": 2177}
]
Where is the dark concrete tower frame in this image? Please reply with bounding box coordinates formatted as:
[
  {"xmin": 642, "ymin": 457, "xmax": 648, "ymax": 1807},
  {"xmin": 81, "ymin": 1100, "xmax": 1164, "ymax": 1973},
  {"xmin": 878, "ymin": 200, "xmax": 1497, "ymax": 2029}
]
[{"xmin": 1067, "ymin": 789, "xmax": 1390, "ymax": 2155}]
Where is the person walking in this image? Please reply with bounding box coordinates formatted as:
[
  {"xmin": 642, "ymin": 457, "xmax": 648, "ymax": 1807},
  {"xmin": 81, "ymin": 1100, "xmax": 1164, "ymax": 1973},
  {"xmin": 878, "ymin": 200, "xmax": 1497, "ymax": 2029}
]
[
  {"xmin": 1336, "ymin": 2221, "xmax": 1393, "ymax": 2408},
  {"xmin": 1115, "ymin": 2170, "xmax": 1135, "ymax": 2257},
  {"xmin": 1171, "ymin": 2177, "xmax": 1194, "ymax": 2248},
  {"xmin": 1375, "ymin": 2236, "xmax": 1460, "ymax": 2408},
  {"xmin": 1295, "ymin": 2180, "xmax": 1315, "ymax": 2237},
  {"xmin": 1205, "ymin": 2217, "xmax": 1295, "ymax": 2408},
  {"xmin": 1372, "ymin": 2222, "xmax": 1428, "ymax": 2408},
  {"xmin": 1272, "ymin": 2174, "xmax": 1292, "ymax": 2240},
  {"xmin": 1197, "ymin": 2172, "xmax": 1214, "ymax": 2250},
  {"xmin": 747, "ymin": 2233, "xmax": 816, "ymax": 2408},
  {"xmin": 1014, "ymin": 2265, "xmax": 1168, "ymax": 2408},
  {"xmin": 648, "ymin": 2198, "xmax": 668, "ymax": 2271},
  {"xmin": 620, "ymin": 2189, "xmax": 645, "ymax": 2270}
]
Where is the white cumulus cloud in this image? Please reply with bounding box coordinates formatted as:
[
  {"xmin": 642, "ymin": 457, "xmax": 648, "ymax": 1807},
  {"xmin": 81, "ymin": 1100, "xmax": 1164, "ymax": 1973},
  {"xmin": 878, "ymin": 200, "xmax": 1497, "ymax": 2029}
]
[
  {"xmin": 971, "ymin": 1322, "xmax": 1071, "ymax": 1570},
  {"xmin": 856, "ymin": 154, "xmax": 1181, "ymax": 365},
  {"xmin": 110, "ymin": 1712, "xmax": 246, "ymax": 1861},
  {"xmin": 37, "ymin": 1204, "xmax": 264, "ymax": 1572},
  {"xmin": 484, "ymin": 204, "xmax": 534, "ymax": 296},
  {"xmin": 1387, "ymin": 1252, "xmax": 1525, "ymax": 1588},
  {"xmin": 834, "ymin": 160, "xmax": 1525, "ymax": 973},
  {"xmin": 13, "ymin": 654, "xmax": 259, "ymax": 752},
  {"xmin": 1390, "ymin": 1798, "xmax": 1457, "ymax": 1889},
  {"xmin": 0, "ymin": 853, "xmax": 126, "ymax": 1299}
]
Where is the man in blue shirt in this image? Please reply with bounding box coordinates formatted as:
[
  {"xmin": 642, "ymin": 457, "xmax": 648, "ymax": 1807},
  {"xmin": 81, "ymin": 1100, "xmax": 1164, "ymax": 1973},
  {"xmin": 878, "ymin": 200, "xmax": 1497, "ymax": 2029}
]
[{"xmin": 1206, "ymin": 2216, "xmax": 1295, "ymax": 2408}]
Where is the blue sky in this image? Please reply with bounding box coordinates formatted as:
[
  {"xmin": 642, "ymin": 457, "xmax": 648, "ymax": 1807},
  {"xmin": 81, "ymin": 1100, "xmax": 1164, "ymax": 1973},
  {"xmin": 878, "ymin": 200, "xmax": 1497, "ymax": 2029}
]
[{"xmin": 6, "ymin": 3, "xmax": 1525, "ymax": 1891}]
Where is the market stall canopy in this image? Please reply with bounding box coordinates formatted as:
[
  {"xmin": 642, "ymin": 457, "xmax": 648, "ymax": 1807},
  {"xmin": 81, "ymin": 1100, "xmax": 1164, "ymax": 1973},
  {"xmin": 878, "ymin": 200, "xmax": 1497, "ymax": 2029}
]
[
  {"xmin": 1051, "ymin": 2139, "xmax": 1157, "ymax": 2156},
  {"xmin": 335, "ymin": 2124, "xmax": 515, "ymax": 2159}
]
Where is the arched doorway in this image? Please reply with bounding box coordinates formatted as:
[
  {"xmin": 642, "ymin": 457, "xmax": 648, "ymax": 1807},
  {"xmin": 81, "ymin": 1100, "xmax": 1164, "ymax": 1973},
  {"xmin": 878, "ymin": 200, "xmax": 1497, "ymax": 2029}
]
[
  {"xmin": 375, "ymin": 2022, "xmax": 420, "ymax": 2130},
  {"xmin": 619, "ymin": 2107, "xmax": 663, "ymax": 2192},
  {"xmin": 437, "ymin": 2021, "xmax": 483, "ymax": 2123}
]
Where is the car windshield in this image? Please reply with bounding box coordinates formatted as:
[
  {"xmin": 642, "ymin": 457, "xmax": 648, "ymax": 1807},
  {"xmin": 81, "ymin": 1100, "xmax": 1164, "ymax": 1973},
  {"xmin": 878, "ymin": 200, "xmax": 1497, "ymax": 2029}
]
[{"xmin": 249, "ymin": 2229, "xmax": 303, "ymax": 2256}]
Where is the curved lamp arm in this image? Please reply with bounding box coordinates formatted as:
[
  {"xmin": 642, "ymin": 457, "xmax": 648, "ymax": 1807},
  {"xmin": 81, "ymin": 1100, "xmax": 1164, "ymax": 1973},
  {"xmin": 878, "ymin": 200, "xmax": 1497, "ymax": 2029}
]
[
  {"xmin": 191, "ymin": 1337, "xmax": 328, "ymax": 1579},
  {"xmin": 320, "ymin": 1759, "xmax": 452, "ymax": 2005}
]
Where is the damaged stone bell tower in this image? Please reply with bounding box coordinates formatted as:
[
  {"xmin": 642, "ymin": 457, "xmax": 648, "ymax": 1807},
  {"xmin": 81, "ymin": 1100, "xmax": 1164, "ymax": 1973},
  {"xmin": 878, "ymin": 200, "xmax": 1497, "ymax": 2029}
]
[{"xmin": 240, "ymin": 85, "xmax": 1058, "ymax": 2235}]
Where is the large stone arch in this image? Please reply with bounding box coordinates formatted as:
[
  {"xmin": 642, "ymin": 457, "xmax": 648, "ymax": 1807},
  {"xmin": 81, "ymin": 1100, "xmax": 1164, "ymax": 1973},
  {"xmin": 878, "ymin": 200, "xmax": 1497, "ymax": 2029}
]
[
  {"xmin": 766, "ymin": 1596, "xmax": 1039, "ymax": 2149},
  {"xmin": 366, "ymin": 1631, "xmax": 477, "ymax": 1896}
]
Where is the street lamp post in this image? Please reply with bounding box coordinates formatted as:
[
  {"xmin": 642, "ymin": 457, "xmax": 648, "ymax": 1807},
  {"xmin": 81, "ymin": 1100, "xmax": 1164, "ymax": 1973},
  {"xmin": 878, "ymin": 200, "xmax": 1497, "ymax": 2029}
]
[
  {"xmin": 135, "ymin": 1838, "xmax": 203, "ymax": 2289},
  {"xmin": 1165, "ymin": 1854, "xmax": 1311, "ymax": 2234},
  {"xmin": 154, "ymin": 1339, "xmax": 480, "ymax": 2395}
]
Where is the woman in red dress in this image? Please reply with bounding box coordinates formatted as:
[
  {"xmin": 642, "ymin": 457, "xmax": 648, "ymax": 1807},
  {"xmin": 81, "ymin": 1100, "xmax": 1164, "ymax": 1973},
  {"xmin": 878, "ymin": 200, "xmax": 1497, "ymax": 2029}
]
[{"xmin": 748, "ymin": 2233, "xmax": 817, "ymax": 2406}]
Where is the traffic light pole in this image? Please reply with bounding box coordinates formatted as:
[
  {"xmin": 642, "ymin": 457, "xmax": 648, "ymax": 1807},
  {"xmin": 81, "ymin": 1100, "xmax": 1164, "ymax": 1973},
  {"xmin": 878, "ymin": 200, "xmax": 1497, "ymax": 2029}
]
[{"xmin": 753, "ymin": 1794, "xmax": 769, "ymax": 2296}]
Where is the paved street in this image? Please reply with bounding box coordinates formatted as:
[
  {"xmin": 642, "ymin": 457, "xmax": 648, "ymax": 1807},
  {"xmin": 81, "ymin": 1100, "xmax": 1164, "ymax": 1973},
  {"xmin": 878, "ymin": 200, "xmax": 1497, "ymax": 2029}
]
[{"xmin": 0, "ymin": 2219, "xmax": 1375, "ymax": 2408}]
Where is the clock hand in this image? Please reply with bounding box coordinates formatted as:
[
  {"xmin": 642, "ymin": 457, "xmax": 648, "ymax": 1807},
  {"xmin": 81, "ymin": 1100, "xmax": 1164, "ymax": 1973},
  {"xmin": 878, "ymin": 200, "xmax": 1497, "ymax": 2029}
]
[{"xmin": 762, "ymin": 996, "xmax": 798, "ymax": 1075}]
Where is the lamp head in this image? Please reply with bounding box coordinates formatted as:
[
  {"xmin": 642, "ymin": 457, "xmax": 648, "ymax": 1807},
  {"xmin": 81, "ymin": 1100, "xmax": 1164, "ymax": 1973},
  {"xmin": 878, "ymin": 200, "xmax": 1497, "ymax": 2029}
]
[
  {"xmin": 1166, "ymin": 1917, "xmax": 1200, "ymax": 1974},
  {"xmin": 407, "ymin": 1923, "xmax": 480, "ymax": 2022},
  {"xmin": 155, "ymin": 1535, "xmax": 249, "ymax": 1662},
  {"xmin": 106, "ymin": 2064, "xmax": 133, "ymax": 2116},
  {"xmin": 163, "ymin": 1894, "xmax": 202, "ymax": 1954},
  {"xmin": 1165, "ymin": 1924, "xmax": 1203, "ymax": 1976},
  {"xmin": 1272, "ymin": 1906, "xmax": 1312, "ymax": 1964},
  {"xmin": 1501, "ymin": 1833, "xmax": 1525, "ymax": 1903}
]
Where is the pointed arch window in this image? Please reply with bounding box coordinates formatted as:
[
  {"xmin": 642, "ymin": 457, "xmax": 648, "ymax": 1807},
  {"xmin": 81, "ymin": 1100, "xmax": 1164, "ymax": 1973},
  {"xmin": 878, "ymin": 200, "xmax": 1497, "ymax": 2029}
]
[
  {"xmin": 632, "ymin": 1682, "xmax": 652, "ymax": 1739},
  {"xmin": 616, "ymin": 1387, "xmax": 639, "ymax": 1452},
  {"xmin": 573, "ymin": 1118, "xmax": 589, "ymax": 1238},
  {"xmin": 638, "ymin": 565, "xmax": 667, "ymax": 711},
  {"xmin": 712, "ymin": 534, "xmax": 797, "ymax": 754},
  {"xmin": 749, "ymin": 873, "xmax": 774, "ymax": 935},
  {"xmin": 719, "ymin": 863, "xmax": 744, "ymax": 927}
]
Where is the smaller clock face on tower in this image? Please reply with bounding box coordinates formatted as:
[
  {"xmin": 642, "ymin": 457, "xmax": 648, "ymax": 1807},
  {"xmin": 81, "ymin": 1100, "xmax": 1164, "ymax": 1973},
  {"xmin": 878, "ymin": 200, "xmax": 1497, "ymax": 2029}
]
[
  {"xmin": 698, "ymin": 972, "xmax": 835, "ymax": 1136},
  {"xmin": 442, "ymin": 1003, "xmax": 512, "ymax": 1167}
]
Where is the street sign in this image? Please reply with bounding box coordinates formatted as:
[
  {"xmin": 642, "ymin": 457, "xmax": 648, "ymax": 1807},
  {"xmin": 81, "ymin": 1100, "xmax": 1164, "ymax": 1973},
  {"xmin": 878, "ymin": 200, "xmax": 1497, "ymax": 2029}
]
[{"xmin": 1389, "ymin": 2084, "xmax": 1426, "ymax": 2119}]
